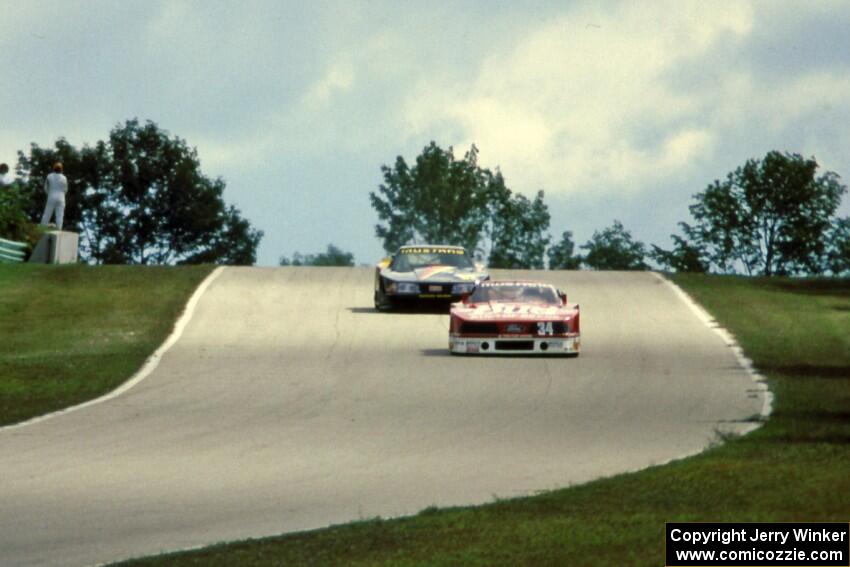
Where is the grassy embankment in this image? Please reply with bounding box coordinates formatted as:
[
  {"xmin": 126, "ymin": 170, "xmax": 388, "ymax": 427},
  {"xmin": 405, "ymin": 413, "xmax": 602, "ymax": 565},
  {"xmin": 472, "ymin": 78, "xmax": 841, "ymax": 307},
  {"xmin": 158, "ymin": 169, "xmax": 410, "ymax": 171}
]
[
  {"xmin": 115, "ymin": 274, "xmax": 850, "ymax": 566},
  {"xmin": 0, "ymin": 263, "xmax": 212, "ymax": 426}
]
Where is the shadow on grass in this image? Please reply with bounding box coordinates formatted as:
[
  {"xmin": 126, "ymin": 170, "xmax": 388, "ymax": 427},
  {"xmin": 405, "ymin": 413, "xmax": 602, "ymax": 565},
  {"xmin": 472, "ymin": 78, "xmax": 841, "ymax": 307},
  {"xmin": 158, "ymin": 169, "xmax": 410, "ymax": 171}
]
[
  {"xmin": 774, "ymin": 434, "xmax": 850, "ymax": 445},
  {"xmin": 760, "ymin": 278, "xmax": 850, "ymax": 299},
  {"xmin": 762, "ymin": 364, "xmax": 850, "ymax": 379},
  {"xmin": 780, "ymin": 410, "xmax": 850, "ymax": 424},
  {"xmin": 769, "ymin": 407, "xmax": 850, "ymax": 445}
]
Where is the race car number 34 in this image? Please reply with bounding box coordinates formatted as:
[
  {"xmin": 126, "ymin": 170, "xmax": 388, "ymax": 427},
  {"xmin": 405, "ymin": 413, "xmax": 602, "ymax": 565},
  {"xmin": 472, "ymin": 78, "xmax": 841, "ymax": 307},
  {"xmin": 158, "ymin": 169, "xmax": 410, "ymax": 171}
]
[{"xmin": 537, "ymin": 322, "xmax": 554, "ymax": 336}]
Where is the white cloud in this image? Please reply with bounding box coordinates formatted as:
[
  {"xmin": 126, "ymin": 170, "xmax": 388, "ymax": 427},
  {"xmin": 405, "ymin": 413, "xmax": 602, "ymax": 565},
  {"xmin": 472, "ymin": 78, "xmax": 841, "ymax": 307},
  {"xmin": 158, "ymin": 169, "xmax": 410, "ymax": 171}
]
[
  {"xmin": 193, "ymin": 135, "xmax": 277, "ymax": 171},
  {"xmin": 6, "ymin": 0, "xmax": 850, "ymax": 267},
  {"xmin": 304, "ymin": 60, "xmax": 356, "ymax": 107},
  {"xmin": 401, "ymin": 1, "xmax": 755, "ymax": 196},
  {"xmin": 745, "ymin": 72, "xmax": 850, "ymax": 132}
]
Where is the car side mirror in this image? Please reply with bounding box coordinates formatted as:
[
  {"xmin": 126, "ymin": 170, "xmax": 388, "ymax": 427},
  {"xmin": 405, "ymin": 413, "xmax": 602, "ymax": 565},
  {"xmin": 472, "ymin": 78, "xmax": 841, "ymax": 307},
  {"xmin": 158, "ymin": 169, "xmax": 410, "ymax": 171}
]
[{"xmin": 558, "ymin": 291, "xmax": 567, "ymax": 304}]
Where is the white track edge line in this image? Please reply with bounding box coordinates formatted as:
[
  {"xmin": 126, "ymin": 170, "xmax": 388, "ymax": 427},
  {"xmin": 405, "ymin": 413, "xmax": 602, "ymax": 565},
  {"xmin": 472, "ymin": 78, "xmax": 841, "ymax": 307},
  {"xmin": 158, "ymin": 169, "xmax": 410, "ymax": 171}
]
[
  {"xmin": 0, "ymin": 265, "xmax": 226, "ymax": 433},
  {"xmin": 652, "ymin": 272, "xmax": 773, "ymax": 420}
]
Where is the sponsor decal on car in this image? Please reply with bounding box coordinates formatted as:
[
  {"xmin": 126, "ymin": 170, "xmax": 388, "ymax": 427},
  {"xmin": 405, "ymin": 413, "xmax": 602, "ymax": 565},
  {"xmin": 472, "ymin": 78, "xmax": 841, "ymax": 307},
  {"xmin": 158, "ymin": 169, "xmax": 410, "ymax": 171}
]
[
  {"xmin": 480, "ymin": 281, "xmax": 551, "ymax": 287},
  {"xmin": 417, "ymin": 266, "xmax": 458, "ymax": 280},
  {"xmin": 457, "ymin": 304, "xmax": 562, "ymax": 317},
  {"xmin": 400, "ymin": 247, "xmax": 465, "ymax": 255}
]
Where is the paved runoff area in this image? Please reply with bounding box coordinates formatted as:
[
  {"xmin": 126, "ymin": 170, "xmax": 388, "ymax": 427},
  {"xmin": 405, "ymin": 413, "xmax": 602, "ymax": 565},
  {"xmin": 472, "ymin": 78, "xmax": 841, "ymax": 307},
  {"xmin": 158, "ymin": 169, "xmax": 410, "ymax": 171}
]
[{"xmin": 0, "ymin": 268, "xmax": 765, "ymax": 566}]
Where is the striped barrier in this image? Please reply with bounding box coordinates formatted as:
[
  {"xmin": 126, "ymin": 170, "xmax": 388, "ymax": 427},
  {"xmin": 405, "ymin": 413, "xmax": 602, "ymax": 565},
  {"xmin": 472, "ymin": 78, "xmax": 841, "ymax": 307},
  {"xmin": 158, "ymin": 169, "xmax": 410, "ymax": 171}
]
[{"xmin": 0, "ymin": 237, "xmax": 28, "ymax": 263}]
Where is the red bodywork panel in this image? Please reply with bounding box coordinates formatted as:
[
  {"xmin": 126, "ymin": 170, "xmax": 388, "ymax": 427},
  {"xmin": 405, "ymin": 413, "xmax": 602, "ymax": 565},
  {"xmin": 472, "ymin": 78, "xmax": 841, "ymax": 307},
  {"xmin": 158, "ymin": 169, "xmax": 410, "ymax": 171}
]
[{"xmin": 451, "ymin": 300, "xmax": 580, "ymax": 336}]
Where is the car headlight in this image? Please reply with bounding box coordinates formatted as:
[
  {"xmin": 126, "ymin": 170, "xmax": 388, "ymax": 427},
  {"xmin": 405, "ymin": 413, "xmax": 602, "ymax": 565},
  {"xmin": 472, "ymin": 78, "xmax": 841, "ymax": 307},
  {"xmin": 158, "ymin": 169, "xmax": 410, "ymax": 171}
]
[
  {"xmin": 397, "ymin": 282, "xmax": 419, "ymax": 294},
  {"xmin": 452, "ymin": 283, "xmax": 475, "ymax": 295}
]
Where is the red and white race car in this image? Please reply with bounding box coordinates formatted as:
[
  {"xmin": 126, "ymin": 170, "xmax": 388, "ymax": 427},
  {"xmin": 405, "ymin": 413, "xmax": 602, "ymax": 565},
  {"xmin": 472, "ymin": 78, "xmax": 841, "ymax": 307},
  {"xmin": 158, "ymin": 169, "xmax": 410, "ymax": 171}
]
[{"xmin": 449, "ymin": 281, "xmax": 580, "ymax": 356}]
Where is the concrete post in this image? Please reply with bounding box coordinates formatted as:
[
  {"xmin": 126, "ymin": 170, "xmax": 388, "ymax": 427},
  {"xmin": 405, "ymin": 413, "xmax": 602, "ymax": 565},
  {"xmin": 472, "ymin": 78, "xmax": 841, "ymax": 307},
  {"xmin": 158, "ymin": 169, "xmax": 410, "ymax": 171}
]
[{"xmin": 28, "ymin": 231, "xmax": 79, "ymax": 264}]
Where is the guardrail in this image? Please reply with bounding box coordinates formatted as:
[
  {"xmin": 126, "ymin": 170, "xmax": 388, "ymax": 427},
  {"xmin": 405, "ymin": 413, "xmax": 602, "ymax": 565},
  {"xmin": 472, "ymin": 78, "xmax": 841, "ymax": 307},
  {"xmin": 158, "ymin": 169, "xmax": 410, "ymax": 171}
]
[{"xmin": 0, "ymin": 237, "xmax": 28, "ymax": 263}]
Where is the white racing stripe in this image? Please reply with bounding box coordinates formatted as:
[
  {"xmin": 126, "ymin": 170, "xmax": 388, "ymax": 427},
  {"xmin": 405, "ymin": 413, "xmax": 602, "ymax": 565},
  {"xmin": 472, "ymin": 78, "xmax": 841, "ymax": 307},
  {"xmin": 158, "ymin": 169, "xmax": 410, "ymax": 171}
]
[{"xmin": 0, "ymin": 266, "xmax": 226, "ymax": 433}]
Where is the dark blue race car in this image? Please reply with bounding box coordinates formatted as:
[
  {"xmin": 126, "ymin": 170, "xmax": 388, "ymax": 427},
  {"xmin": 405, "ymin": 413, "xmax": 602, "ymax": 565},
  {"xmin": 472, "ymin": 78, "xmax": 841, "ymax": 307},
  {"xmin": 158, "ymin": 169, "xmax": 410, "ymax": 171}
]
[{"xmin": 374, "ymin": 245, "xmax": 489, "ymax": 310}]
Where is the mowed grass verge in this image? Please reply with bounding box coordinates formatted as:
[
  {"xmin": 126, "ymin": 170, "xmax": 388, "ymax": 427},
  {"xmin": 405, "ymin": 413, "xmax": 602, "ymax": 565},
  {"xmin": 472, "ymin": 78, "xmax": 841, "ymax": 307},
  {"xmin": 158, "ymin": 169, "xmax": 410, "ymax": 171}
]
[
  {"xmin": 115, "ymin": 274, "xmax": 850, "ymax": 567},
  {"xmin": 0, "ymin": 263, "xmax": 213, "ymax": 426}
]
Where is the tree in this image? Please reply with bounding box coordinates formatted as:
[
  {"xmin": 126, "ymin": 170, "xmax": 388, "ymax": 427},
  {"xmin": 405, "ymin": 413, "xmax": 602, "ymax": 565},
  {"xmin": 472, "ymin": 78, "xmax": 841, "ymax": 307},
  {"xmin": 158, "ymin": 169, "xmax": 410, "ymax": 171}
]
[
  {"xmin": 825, "ymin": 217, "xmax": 850, "ymax": 276},
  {"xmin": 0, "ymin": 182, "xmax": 41, "ymax": 246},
  {"xmin": 370, "ymin": 142, "xmax": 495, "ymax": 253},
  {"xmin": 680, "ymin": 151, "xmax": 845, "ymax": 276},
  {"xmin": 16, "ymin": 119, "xmax": 262, "ymax": 265},
  {"xmin": 279, "ymin": 243, "xmax": 354, "ymax": 267},
  {"xmin": 581, "ymin": 220, "xmax": 648, "ymax": 270},
  {"xmin": 650, "ymin": 228, "xmax": 708, "ymax": 273},
  {"xmin": 547, "ymin": 230, "xmax": 582, "ymax": 270},
  {"xmin": 486, "ymin": 189, "xmax": 550, "ymax": 269}
]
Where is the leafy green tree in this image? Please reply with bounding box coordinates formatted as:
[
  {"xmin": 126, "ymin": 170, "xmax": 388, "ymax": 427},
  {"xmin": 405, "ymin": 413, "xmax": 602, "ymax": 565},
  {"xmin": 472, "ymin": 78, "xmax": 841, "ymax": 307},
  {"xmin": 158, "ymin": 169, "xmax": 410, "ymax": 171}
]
[
  {"xmin": 682, "ymin": 151, "xmax": 845, "ymax": 276},
  {"xmin": 280, "ymin": 243, "xmax": 354, "ymax": 267},
  {"xmin": 825, "ymin": 217, "xmax": 850, "ymax": 276},
  {"xmin": 487, "ymin": 189, "xmax": 550, "ymax": 269},
  {"xmin": 0, "ymin": 182, "xmax": 42, "ymax": 246},
  {"xmin": 547, "ymin": 230, "xmax": 582, "ymax": 270},
  {"xmin": 370, "ymin": 142, "xmax": 494, "ymax": 253},
  {"xmin": 0, "ymin": 176, "xmax": 25, "ymax": 236},
  {"xmin": 650, "ymin": 228, "xmax": 708, "ymax": 273},
  {"xmin": 581, "ymin": 220, "xmax": 648, "ymax": 270},
  {"xmin": 279, "ymin": 253, "xmax": 304, "ymax": 266},
  {"xmin": 16, "ymin": 119, "xmax": 262, "ymax": 265}
]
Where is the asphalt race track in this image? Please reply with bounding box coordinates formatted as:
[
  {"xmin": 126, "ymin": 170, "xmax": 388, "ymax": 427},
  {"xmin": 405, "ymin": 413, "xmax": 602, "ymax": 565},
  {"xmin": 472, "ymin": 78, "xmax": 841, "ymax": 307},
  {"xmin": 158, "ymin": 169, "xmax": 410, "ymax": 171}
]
[{"xmin": 0, "ymin": 267, "xmax": 766, "ymax": 566}]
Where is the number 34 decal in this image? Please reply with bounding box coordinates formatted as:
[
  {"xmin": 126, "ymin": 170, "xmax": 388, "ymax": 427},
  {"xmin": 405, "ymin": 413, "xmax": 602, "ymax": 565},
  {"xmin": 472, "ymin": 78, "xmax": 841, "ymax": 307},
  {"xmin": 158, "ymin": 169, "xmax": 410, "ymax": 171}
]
[{"xmin": 536, "ymin": 322, "xmax": 554, "ymax": 336}]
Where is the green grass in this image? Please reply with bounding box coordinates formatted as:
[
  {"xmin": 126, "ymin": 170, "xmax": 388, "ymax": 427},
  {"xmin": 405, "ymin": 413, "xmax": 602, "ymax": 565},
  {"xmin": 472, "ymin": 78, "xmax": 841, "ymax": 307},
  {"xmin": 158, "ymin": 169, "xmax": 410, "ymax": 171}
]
[
  {"xmin": 0, "ymin": 263, "xmax": 213, "ymax": 426},
  {"xmin": 113, "ymin": 274, "xmax": 850, "ymax": 567}
]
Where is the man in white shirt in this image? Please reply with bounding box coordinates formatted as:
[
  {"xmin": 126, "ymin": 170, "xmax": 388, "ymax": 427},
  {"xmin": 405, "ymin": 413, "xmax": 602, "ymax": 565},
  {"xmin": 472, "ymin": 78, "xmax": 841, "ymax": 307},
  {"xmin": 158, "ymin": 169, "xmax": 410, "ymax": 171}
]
[{"xmin": 41, "ymin": 162, "xmax": 68, "ymax": 230}]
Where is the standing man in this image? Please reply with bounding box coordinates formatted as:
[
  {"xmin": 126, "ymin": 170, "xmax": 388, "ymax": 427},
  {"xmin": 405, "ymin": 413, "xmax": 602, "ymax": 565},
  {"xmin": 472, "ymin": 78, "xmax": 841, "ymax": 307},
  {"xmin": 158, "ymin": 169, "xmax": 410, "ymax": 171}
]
[{"xmin": 41, "ymin": 162, "xmax": 68, "ymax": 230}]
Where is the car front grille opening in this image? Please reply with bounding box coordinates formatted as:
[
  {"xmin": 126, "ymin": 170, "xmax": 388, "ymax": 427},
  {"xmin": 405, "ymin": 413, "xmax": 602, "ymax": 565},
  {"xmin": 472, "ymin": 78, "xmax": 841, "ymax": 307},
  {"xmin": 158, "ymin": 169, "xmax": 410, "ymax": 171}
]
[
  {"xmin": 495, "ymin": 340, "xmax": 535, "ymax": 351},
  {"xmin": 461, "ymin": 323, "xmax": 500, "ymax": 335}
]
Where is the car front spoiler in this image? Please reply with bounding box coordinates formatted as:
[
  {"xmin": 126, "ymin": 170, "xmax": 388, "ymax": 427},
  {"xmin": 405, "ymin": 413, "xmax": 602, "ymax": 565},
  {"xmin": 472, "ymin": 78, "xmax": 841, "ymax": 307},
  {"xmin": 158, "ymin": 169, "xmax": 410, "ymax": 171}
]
[{"xmin": 449, "ymin": 334, "xmax": 580, "ymax": 355}]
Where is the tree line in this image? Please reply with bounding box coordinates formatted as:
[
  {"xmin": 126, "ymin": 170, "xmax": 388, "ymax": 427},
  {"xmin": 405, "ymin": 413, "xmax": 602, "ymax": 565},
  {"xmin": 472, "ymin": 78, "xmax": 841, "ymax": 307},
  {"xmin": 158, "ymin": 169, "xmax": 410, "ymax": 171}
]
[
  {"xmin": 4, "ymin": 123, "xmax": 848, "ymax": 274},
  {"xmin": 369, "ymin": 142, "xmax": 850, "ymax": 276},
  {"xmin": 4, "ymin": 119, "xmax": 262, "ymax": 265}
]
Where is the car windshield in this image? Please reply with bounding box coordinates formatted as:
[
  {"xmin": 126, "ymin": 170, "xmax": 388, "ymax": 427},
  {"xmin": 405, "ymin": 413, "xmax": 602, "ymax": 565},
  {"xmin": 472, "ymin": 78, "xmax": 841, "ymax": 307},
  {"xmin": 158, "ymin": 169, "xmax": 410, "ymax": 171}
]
[
  {"xmin": 469, "ymin": 284, "xmax": 560, "ymax": 305},
  {"xmin": 391, "ymin": 250, "xmax": 474, "ymax": 271}
]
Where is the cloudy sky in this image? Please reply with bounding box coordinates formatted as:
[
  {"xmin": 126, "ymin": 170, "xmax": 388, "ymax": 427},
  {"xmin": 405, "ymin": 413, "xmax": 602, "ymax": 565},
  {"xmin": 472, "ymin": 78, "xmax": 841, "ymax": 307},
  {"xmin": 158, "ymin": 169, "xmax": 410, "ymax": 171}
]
[{"xmin": 2, "ymin": 0, "xmax": 849, "ymax": 265}]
